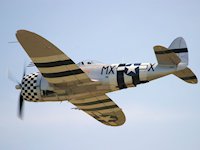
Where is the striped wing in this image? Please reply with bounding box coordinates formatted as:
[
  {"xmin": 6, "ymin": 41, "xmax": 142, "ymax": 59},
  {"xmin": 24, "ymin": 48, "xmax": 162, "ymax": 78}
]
[
  {"xmin": 16, "ymin": 30, "xmax": 91, "ymax": 85},
  {"xmin": 70, "ymin": 95, "xmax": 126, "ymax": 126}
]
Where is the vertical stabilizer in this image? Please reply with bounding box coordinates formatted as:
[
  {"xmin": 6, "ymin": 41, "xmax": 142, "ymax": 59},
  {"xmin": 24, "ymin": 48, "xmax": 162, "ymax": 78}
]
[
  {"xmin": 168, "ymin": 37, "xmax": 188, "ymax": 66},
  {"xmin": 169, "ymin": 37, "xmax": 198, "ymax": 84}
]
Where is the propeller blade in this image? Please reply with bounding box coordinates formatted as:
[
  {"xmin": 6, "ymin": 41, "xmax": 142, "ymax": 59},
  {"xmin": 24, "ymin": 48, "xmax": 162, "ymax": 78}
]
[
  {"xmin": 18, "ymin": 93, "xmax": 24, "ymax": 119},
  {"xmin": 18, "ymin": 62, "xmax": 27, "ymax": 119}
]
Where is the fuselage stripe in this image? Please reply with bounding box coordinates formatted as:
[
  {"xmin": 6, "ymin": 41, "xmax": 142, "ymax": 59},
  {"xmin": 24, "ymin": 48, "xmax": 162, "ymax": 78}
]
[
  {"xmin": 131, "ymin": 76, "xmax": 136, "ymax": 86},
  {"xmin": 117, "ymin": 64, "xmax": 127, "ymax": 89}
]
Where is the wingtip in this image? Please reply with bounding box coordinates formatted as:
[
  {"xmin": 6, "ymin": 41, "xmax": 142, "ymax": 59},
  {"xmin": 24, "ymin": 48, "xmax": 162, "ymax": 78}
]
[
  {"xmin": 16, "ymin": 30, "xmax": 36, "ymax": 43},
  {"xmin": 16, "ymin": 30, "xmax": 33, "ymax": 36},
  {"xmin": 16, "ymin": 29, "xmax": 26, "ymax": 34}
]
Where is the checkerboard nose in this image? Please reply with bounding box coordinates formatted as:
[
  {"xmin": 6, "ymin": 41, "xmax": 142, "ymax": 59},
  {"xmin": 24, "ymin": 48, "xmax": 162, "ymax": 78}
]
[{"xmin": 21, "ymin": 72, "xmax": 40, "ymax": 102}]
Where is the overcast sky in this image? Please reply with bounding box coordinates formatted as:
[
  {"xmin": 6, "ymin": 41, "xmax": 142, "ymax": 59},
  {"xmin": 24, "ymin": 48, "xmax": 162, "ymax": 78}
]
[{"xmin": 0, "ymin": 0, "xmax": 200, "ymax": 150}]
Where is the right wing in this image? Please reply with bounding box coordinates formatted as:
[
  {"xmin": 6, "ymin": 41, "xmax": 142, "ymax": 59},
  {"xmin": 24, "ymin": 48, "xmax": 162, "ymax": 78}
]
[
  {"xmin": 16, "ymin": 30, "xmax": 91, "ymax": 86},
  {"xmin": 70, "ymin": 94, "xmax": 126, "ymax": 126}
]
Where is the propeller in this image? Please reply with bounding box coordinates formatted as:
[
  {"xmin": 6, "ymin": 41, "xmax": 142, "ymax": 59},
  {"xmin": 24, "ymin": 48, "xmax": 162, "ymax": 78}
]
[
  {"xmin": 18, "ymin": 94, "xmax": 24, "ymax": 119},
  {"xmin": 8, "ymin": 63, "xmax": 26, "ymax": 119}
]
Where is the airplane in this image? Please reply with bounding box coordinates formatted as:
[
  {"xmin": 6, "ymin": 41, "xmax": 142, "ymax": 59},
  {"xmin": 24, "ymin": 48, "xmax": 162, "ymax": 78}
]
[{"xmin": 12, "ymin": 30, "xmax": 197, "ymax": 126}]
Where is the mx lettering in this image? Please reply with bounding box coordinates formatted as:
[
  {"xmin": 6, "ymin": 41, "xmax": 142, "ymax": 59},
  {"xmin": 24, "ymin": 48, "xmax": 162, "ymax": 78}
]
[{"xmin": 101, "ymin": 66, "xmax": 115, "ymax": 75}]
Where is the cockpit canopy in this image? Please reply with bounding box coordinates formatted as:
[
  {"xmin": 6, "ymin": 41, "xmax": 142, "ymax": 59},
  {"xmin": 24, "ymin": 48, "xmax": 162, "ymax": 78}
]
[{"xmin": 77, "ymin": 60, "xmax": 103, "ymax": 66}]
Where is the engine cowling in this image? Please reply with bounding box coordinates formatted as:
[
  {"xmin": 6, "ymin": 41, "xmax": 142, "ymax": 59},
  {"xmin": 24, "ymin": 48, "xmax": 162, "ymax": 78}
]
[
  {"xmin": 21, "ymin": 72, "xmax": 41, "ymax": 102},
  {"xmin": 20, "ymin": 72, "xmax": 60, "ymax": 102}
]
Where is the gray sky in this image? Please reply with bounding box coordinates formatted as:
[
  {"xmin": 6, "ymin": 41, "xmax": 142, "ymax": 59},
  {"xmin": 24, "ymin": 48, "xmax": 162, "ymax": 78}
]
[{"xmin": 0, "ymin": 0, "xmax": 200, "ymax": 150}]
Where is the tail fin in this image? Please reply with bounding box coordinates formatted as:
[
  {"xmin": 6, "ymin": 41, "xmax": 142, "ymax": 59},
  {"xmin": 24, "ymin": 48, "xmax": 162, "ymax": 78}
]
[
  {"xmin": 168, "ymin": 37, "xmax": 188, "ymax": 65},
  {"xmin": 154, "ymin": 37, "xmax": 198, "ymax": 84},
  {"xmin": 169, "ymin": 37, "xmax": 197, "ymax": 84},
  {"xmin": 154, "ymin": 37, "xmax": 188, "ymax": 66}
]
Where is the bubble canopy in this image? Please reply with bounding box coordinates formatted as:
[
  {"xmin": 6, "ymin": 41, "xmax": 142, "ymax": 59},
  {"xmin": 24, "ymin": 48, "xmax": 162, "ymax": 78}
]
[{"xmin": 77, "ymin": 60, "xmax": 103, "ymax": 66}]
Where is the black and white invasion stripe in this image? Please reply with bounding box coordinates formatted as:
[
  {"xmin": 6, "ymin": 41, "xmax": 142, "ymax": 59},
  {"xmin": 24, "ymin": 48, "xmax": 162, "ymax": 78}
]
[{"xmin": 33, "ymin": 57, "xmax": 88, "ymax": 83}]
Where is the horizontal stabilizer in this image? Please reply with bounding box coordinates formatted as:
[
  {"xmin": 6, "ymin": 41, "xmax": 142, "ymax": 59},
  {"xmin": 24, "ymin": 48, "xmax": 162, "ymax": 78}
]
[
  {"xmin": 154, "ymin": 46, "xmax": 181, "ymax": 65},
  {"xmin": 173, "ymin": 67, "xmax": 198, "ymax": 84}
]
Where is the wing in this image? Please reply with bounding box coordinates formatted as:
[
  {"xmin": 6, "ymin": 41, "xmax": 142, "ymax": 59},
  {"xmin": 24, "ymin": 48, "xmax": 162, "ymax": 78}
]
[
  {"xmin": 154, "ymin": 46, "xmax": 181, "ymax": 65},
  {"xmin": 16, "ymin": 30, "xmax": 91, "ymax": 85},
  {"xmin": 70, "ymin": 94, "xmax": 126, "ymax": 126}
]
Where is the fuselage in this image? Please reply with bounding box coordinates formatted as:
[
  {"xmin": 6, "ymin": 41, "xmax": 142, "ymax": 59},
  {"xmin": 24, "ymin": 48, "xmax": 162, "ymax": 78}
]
[
  {"xmin": 21, "ymin": 61, "xmax": 178, "ymax": 102},
  {"xmin": 80, "ymin": 61, "xmax": 177, "ymax": 90}
]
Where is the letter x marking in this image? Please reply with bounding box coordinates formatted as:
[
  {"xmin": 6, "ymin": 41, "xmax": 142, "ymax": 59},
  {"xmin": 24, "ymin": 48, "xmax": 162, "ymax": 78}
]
[
  {"xmin": 148, "ymin": 63, "xmax": 155, "ymax": 71},
  {"xmin": 108, "ymin": 66, "xmax": 115, "ymax": 74}
]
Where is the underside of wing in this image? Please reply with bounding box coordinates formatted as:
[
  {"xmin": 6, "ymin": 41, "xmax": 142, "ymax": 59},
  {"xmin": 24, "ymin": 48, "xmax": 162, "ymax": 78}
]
[
  {"xmin": 16, "ymin": 30, "xmax": 91, "ymax": 85},
  {"xmin": 70, "ymin": 95, "xmax": 126, "ymax": 126}
]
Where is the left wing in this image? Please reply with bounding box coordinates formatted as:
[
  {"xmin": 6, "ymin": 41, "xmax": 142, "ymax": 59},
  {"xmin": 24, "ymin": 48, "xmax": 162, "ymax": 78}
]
[
  {"xmin": 16, "ymin": 30, "xmax": 91, "ymax": 86},
  {"xmin": 70, "ymin": 94, "xmax": 126, "ymax": 126}
]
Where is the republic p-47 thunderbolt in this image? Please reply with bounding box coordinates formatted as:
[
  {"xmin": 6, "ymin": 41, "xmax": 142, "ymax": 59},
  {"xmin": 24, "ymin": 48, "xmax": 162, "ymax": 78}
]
[{"xmin": 13, "ymin": 30, "xmax": 198, "ymax": 126}]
